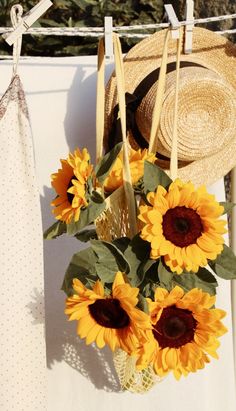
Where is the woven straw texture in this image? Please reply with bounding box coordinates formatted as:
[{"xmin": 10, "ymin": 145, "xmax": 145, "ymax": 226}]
[
  {"xmin": 136, "ymin": 66, "xmax": 236, "ymax": 162},
  {"xmin": 104, "ymin": 27, "xmax": 236, "ymax": 187},
  {"xmin": 95, "ymin": 186, "xmax": 131, "ymax": 241},
  {"xmin": 113, "ymin": 349, "xmax": 159, "ymax": 394}
]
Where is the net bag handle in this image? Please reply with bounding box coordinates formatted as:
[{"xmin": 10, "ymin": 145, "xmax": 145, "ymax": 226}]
[
  {"xmin": 148, "ymin": 28, "xmax": 183, "ymax": 180},
  {"xmin": 96, "ymin": 34, "xmax": 137, "ymax": 237}
]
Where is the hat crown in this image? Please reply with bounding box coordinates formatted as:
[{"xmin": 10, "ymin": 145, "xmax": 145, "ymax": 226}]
[{"xmin": 136, "ymin": 67, "xmax": 236, "ymax": 162}]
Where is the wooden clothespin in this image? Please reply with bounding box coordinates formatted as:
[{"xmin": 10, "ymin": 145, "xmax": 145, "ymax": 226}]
[
  {"xmin": 104, "ymin": 16, "xmax": 113, "ymax": 59},
  {"xmin": 184, "ymin": 0, "xmax": 194, "ymax": 54},
  {"xmin": 3, "ymin": 0, "xmax": 53, "ymax": 46},
  {"xmin": 164, "ymin": 4, "xmax": 181, "ymax": 39}
]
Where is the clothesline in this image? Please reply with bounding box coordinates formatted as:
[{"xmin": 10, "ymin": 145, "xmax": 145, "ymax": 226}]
[{"xmin": 0, "ymin": 12, "xmax": 236, "ymax": 37}]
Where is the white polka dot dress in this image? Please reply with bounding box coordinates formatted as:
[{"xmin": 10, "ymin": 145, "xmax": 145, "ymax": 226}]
[{"xmin": 0, "ymin": 75, "xmax": 47, "ymax": 410}]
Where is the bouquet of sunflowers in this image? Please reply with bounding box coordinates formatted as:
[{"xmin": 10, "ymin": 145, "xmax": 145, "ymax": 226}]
[{"xmin": 45, "ymin": 31, "xmax": 236, "ymax": 392}]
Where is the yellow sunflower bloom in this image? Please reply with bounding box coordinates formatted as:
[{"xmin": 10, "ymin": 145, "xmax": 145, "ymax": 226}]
[
  {"xmin": 51, "ymin": 148, "xmax": 93, "ymax": 224},
  {"xmin": 136, "ymin": 286, "xmax": 227, "ymax": 380},
  {"xmin": 138, "ymin": 179, "xmax": 227, "ymax": 274},
  {"xmin": 103, "ymin": 148, "xmax": 156, "ymax": 193},
  {"xmin": 65, "ymin": 272, "xmax": 152, "ymax": 354}
]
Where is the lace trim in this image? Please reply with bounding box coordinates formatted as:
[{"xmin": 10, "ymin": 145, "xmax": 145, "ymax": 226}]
[{"xmin": 0, "ymin": 75, "xmax": 29, "ymax": 120}]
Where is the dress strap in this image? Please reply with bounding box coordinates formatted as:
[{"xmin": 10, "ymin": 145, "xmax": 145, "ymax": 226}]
[{"xmin": 10, "ymin": 4, "xmax": 23, "ymax": 76}]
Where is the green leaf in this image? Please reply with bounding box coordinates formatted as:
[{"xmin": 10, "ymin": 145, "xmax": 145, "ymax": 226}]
[
  {"xmin": 172, "ymin": 268, "xmax": 218, "ymax": 296},
  {"xmin": 142, "ymin": 283, "xmax": 152, "ymax": 298},
  {"xmin": 158, "ymin": 260, "xmax": 174, "ymax": 289},
  {"xmin": 90, "ymin": 190, "xmax": 104, "ymax": 203},
  {"xmin": 220, "ymin": 202, "xmax": 236, "ymax": 214},
  {"xmin": 143, "ymin": 161, "xmax": 172, "ymax": 193},
  {"xmin": 208, "ymin": 244, "xmax": 236, "ymax": 280},
  {"xmin": 84, "ymin": 277, "xmax": 96, "ymax": 289},
  {"xmin": 143, "ymin": 261, "xmax": 159, "ymax": 283},
  {"xmin": 91, "ymin": 240, "xmax": 130, "ymax": 283},
  {"xmin": 139, "ymin": 261, "xmax": 159, "ymax": 299},
  {"xmin": 138, "ymin": 259, "xmax": 156, "ymax": 283},
  {"xmin": 95, "ymin": 142, "xmax": 123, "ymax": 183},
  {"xmin": 70, "ymin": 0, "xmax": 97, "ymax": 11},
  {"xmin": 67, "ymin": 198, "xmax": 106, "ymax": 235},
  {"xmin": 39, "ymin": 18, "xmax": 65, "ymax": 27},
  {"xmin": 74, "ymin": 229, "xmax": 98, "ymax": 242},
  {"xmin": 43, "ymin": 220, "xmax": 67, "ymax": 240},
  {"xmin": 157, "ymin": 261, "xmax": 218, "ymax": 295},
  {"xmin": 112, "ymin": 237, "xmax": 131, "ymax": 253},
  {"xmin": 124, "ymin": 235, "xmax": 151, "ymax": 286},
  {"xmin": 195, "ymin": 268, "xmax": 218, "ymax": 286},
  {"xmin": 137, "ymin": 294, "xmax": 149, "ymax": 314},
  {"xmin": 62, "ymin": 247, "xmax": 98, "ymax": 296}
]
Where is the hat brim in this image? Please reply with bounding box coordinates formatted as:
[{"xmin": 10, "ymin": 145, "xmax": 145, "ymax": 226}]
[{"xmin": 104, "ymin": 27, "xmax": 236, "ymax": 187}]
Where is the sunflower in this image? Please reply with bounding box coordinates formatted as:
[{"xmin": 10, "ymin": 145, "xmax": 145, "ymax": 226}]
[
  {"xmin": 136, "ymin": 286, "xmax": 227, "ymax": 380},
  {"xmin": 51, "ymin": 148, "xmax": 93, "ymax": 224},
  {"xmin": 138, "ymin": 179, "xmax": 227, "ymax": 274},
  {"xmin": 65, "ymin": 272, "xmax": 152, "ymax": 354},
  {"xmin": 103, "ymin": 148, "xmax": 156, "ymax": 193}
]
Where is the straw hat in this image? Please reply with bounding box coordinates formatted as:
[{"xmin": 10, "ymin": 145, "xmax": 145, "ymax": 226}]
[{"xmin": 104, "ymin": 27, "xmax": 236, "ymax": 186}]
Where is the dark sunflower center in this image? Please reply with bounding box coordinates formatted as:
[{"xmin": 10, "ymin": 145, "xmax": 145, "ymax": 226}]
[
  {"xmin": 174, "ymin": 218, "xmax": 190, "ymax": 234},
  {"xmin": 153, "ymin": 306, "xmax": 197, "ymax": 348},
  {"xmin": 89, "ymin": 298, "xmax": 130, "ymax": 329},
  {"xmin": 162, "ymin": 206, "xmax": 203, "ymax": 247},
  {"xmin": 163, "ymin": 316, "xmax": 187, "ymax": 339},
  {"xmin": 67, "ymin": 176, "xmax": 77, "ymax": 204}
]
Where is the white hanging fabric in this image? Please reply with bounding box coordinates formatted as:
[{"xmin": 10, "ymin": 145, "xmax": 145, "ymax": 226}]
[{"xmin": 0, "ymin": 6, "xmax": 47, "ymax": 411}]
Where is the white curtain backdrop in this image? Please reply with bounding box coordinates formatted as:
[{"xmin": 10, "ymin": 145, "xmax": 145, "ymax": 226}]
[{"xmin": 0, "ymin": 56, "xmax": 235, "ymax": 411}]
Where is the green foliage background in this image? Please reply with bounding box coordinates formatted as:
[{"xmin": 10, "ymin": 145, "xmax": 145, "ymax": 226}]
[
  {"xmin": 0, "ymin": 0, "xmax": 164, "ymax": 56},
  {"xmin": 0, "ymin": 0, "xmax": 235, "ymax": 56}
]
